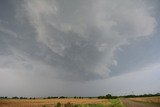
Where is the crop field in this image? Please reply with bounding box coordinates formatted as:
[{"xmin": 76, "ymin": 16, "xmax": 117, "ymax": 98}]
[
  {"xmin": 129, "ymin": 96, "xmax": 160, "ymax": 104},
  {"xmin": 0, "ymin": 98, "xmax": 127, "ymax": 107},
  {"xmin": 0, "ymin": 98, "xmax": 111, "ymax": 107},
  {"xmin": 1, "ymin": 97, "xmax": 160, "ymax": 107},
  {"xmin": 121, "ymin": 97, "xmax": 160, "ymax": 107}
]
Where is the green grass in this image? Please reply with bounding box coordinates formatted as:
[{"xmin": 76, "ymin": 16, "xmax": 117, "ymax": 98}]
[
  {"xmin": 53, "ymin": 99, "xmax": 126, "ymax": 107},
  {"xmin": 67, "ymin": 104, "xmax": 105, "ymax": 107},
  {"xmin": 54, "ymin": 102, "xmax": 106, "ymax": 107},
  {"xmin": 70, "ymin": 100, "xmax": 126, "ymax": 107},
  {"xmin": 108, "ymin": 99, "xmax": 126, "ymax": 107}
]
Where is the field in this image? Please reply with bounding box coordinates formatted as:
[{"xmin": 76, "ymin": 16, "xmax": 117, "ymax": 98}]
[
  {"xmin": 0, "ymin": 98, "xmax": 126, "ymax": 107},
  {"xmin": 1, "ymin": 97, "xmax": 160, "ymax": 107},
  {"xmin": 121, "ymin": 97, "xmax": 160, "ymax": 107},
  {"xmin": 129, "ymin": 96, "xmax": 160, "ymax": 104},
  {"xmin": 0, "ymin": 98, "xmax": 109, "ymax": 107}
]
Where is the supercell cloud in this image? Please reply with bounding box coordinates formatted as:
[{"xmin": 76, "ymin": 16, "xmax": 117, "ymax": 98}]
[
  {"xmin": 15, "ymin": 0, "xmax": 156, "ymax": 81},
  {"xmin": 1, "ymin": 0, "xmax": 157, "ymax": 81},
  {"xmin": 0, "ymin": 0, "xmax": 159, "ymax": 97}
]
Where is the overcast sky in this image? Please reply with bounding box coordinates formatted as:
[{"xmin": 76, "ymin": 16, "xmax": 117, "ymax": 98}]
[{"xmin": 0, "ymin": 0, "xmax": 160, "ymax": 97}]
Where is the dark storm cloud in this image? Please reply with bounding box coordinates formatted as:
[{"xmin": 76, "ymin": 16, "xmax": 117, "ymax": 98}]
[
  {"xmin": 0, "ymin": 0, "xmax": 157, "ymax": 81},
  {"xmin": 0, "ymin": 0, "xmax": 160, "ymax": 97}
]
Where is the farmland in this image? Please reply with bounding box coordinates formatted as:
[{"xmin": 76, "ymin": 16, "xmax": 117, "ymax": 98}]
[
  {"xmin": 0, "ymin": 98, "xmax": 110, "ymax": 107},
  {"xmin": 0, "ymin": 98, "xmax": 126, "ymax": 107},
  {"xmin": 129, "ymin": 96, "xmax": 160, "ymax": 104},
  {"xmin": 121, "ymin": 97, "xmax": 160, "ymax": 107},
  {"xmin": 1, "ymin": 97, "xmax": 160, "ymax": 107}
]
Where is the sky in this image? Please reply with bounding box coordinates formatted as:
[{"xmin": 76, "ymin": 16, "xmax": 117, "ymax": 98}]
[{"xmin": 0, "ymin": 0, "xmax": 160, "ymax": 97}]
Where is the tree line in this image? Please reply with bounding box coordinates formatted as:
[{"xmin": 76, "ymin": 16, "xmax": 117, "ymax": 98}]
[{"xmin": 0, "ymin": 93, "xmax": 159, "ymax": 99}]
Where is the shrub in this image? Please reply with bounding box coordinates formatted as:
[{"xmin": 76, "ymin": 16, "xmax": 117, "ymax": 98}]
[
  {"xmin": 56, "ymin": 102, "xmax": 61, "ymax": 107},
  {"xmin": 65, "ymin": 102, "xmax": 72, "ymax": 107}
]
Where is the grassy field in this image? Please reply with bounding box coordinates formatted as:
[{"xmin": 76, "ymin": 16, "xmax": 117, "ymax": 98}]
[
  {"xmin": 0, "ymin": 98, "xmax": 127, "ymax": 107},
  {"xmin": 129, "ymin": 96, "xmax": 160, "ymax": 104},
  {"xmin": 108, "ymin": 99, "xmax": 126, "ymax": 107}
]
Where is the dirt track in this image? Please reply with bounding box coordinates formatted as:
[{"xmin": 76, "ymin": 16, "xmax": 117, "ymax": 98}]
[{"xmin": 121, "ymin": 98, "xmax": 160, "ymax": 107}]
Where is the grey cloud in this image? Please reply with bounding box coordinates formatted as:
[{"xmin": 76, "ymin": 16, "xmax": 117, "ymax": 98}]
[
  {"xmin": 0, "ymin": 0, "xmax": 160, "ymax": 97},
  {"xmin": 0, "ymin": 0, "xmax": 157, "ymax": 82},
  {"xmin": 11, "ymin": 0, "xmax": 156, "ymax": 81}
]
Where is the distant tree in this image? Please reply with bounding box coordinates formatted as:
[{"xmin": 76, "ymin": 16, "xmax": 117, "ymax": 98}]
[
  {"xmin": 98, "ymin": 94, "xmax": 117, "ymax": 99},
  {"xmin": 20, "ymin": 97, "xmax": 27, "ymax": 99},
  {"xmin": 12, "ymin": 96, "xmax": 19, "ymax": 99},
  {"xmin": 106, "ymin": 94, "xmax": 112, "ymax": 99},
  {"xmin": 89, "ymin": 97, "xmax": 92, "ymax": 99},
  {"xmin": 59, "ymin": 96, "xmax": 65, "ymax": 99},
  {"xmin": 156, "ymin": 93, "xmax": 160, "ymax": 96},
  {"xmin": 78, "ymin": 96, "xmax": 83, "ymax": 99},
  {"xmin": 0, "ymin": 96, "xmax": 8, "ymax": 99},
  {"xmin": 50, "ymin": 96, "xmax": 54, "ymax": 99}
]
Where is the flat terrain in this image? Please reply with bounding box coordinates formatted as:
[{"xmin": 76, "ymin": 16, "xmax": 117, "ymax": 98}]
[
  {"xmin": 129, "ymin": 97, "xmax": 160, "ymax": 104},
  {"xmin": 0, "ymin": 98, "xmax": 110, "ymax": 107},
  {"xmin": 121, "ymin": 97, "xmax": 160, "ymax": 107},
  {"xmin": 1, "ymin": 97, "xmax": 159, "ymax": 107}
]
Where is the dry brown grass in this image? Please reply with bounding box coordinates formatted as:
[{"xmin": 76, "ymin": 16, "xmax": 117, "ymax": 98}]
[
  {"xmin": 0, "ymin": 98, "xmax": 110, "ymax": 107},
  {"xmin": 129, "ymin": 96, "xmax": 160, "ymax": 104}
]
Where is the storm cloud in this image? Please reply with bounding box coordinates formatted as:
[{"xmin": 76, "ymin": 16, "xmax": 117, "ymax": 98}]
[
  {"xmin": 0, "ymin": 0, "xmax": 159, "ymax": 97},
  {"xmin": 11, "ymin": 0, "xmax": 156, "ymax": 81}
]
